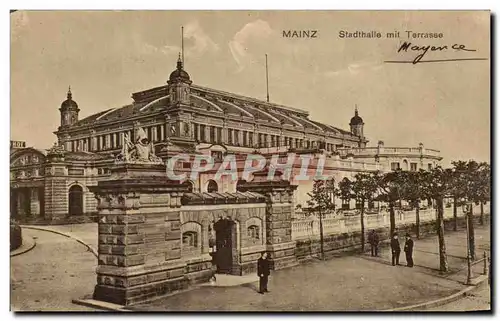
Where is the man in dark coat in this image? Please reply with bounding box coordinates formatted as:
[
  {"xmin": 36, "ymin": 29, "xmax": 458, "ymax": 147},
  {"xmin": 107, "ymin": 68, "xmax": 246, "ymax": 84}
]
[
  {"xmin": 404, "ymin": 233, "xmax": 414, "ymax": 267},
  {"xmin": 391, "ymin": 233, "xmax": 401, "ymax": 266},
  {"xmin": 368, "ymin": 230, "xmax": 380, "ymax": 257},
  {"xmin": 257, "ymin": 251, "xmax": 270, "ymax": 294}
]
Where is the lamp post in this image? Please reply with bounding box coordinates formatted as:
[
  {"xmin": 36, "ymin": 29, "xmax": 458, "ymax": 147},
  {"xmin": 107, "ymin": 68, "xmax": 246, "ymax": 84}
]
[{"xmin": 462, "ymin": 200, "xmax": 472, "ymax": 285}]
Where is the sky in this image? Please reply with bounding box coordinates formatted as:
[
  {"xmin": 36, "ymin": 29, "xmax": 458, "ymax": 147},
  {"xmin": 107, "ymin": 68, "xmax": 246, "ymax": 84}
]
[{"xmin": 10, "ymin": 10, "xmax": 490, "ymax": 166}]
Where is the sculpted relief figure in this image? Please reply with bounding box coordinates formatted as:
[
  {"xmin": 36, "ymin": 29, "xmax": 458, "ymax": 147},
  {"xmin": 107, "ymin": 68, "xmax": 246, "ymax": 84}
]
[{"xmin": 115, "ymin": 127, "xmax": 162, "ymax": 164}]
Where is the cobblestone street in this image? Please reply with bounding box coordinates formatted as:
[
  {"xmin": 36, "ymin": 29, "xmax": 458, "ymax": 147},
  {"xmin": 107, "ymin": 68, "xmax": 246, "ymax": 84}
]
[
  {"xmin": 10, "ymin": 229, "xmax": 97, "ymax": 311},
  {"xmin": 134, "ymin": 224, "xmax": 490, "ymax": 311}
]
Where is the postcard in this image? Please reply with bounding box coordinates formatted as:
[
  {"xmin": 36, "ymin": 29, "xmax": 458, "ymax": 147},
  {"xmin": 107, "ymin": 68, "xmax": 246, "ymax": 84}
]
[{"xmin": 10, "ymin": 10, "xmax": 490, "ymax": 312}]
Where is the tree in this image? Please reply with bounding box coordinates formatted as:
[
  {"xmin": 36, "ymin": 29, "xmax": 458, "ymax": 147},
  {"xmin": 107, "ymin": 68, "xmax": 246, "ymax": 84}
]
[
  {"xmin": 421, "ymin": 166, "xmax": 452, "ymax": 272},
  {"xmin": 351, "ymin": 173, "xmax": 378, "ymax": 252},
  {"xmin": 338, "ymin": 177, "xmax": 352, "ymax": 210},
  {"xmin": 468, "ymin": 162, "xmax": 490, "ymax": 226},
  {"xmin": 374, "ymin": 170, "xmax": 405, "ymax": 238},
  {"xmin": 450, "ymin": 161, "xmax": 469, "ymax": 231},
  {"xmin": 306, "ymin": 179, "xmax": 335, "ymax": 260},
  {"xmin": 400, "ymin": 170, "xmax": 426, "ymax": 239}
]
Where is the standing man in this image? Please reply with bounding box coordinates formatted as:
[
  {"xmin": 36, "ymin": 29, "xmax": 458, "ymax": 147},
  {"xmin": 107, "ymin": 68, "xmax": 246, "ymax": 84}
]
[
  {"xmin": 391, "ymin": 233, "xmax": 401, "ymax": 266},
  {"xmin": 368, "ymin": 230, "xmax": 380, "ymax": 257},
  {"xmin": 404, "ymin": 233, "xmax": 414, "ymax": 267},
  {"xmin": 257, "ymin": 251, "xmax": 270, "ymax": 294}
]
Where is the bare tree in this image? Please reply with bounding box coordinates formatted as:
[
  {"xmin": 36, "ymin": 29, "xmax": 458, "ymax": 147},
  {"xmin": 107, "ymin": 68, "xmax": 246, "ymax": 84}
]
[
  {"xmin": 351, "ymin": 173, "xmax": 378, "ymax": 252},
  {"xmin": 306, "ymin": 179, "xmax": 335, "ymax": 260},
  {"xmin": 421, "ymin": 166, "xmax": 452, "ymax": 272}
]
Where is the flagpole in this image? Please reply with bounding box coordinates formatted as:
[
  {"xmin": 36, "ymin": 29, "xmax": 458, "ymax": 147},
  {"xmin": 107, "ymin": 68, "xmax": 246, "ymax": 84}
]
[
  {"xmin": 181, "ymin": 26, "xmax": 185, "ymax": 64},
  {"xmin": 265, "ymin": 54, "xmax": 270, "ymax": 103}
]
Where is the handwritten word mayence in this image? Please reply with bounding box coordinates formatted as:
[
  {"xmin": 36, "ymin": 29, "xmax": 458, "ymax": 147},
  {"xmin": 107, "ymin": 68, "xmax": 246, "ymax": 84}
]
[{"xmin": 397, "ymin": 41, "xmax": 476, "ymax": 64}]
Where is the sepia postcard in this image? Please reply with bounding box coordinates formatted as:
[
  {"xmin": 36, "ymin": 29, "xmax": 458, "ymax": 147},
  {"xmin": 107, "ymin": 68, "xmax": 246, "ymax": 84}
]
[{"xmin": 10, "ymin": 10, "xmax": 491, "ymax": 312}]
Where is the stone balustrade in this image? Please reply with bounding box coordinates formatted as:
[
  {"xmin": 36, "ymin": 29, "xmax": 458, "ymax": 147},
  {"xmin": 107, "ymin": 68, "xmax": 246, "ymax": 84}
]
[
  {"xmin": 292, "ymin": 203, "xmax": 489, "ymax": 240},
  {"xmin": 337, "ymin": 147, "xmax": 441, "ymax": 158}
]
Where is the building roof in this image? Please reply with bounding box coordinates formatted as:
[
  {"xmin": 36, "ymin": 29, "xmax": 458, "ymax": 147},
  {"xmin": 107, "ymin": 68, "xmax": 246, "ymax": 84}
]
[{"xmin": 68, "ymin": 82, "xmax": 356, "ymax": 138}]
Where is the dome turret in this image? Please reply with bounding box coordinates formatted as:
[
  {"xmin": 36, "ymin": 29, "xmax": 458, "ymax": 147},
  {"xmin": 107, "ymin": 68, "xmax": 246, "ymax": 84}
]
[
  {"xmin": 168, "ymin": 54, "xmax": 191, "ymax": 83},
  {"xmin": 349, "ymin": 105, "xmax": 364, "ymax": 139},
  {"xmin": 349, "ymin": 106, "xmax": 364, "ymax": 126},
  {"xmin": 59, "ymin": 86, "xmax": 80, "ymax": 128},
  {"xmin": 60, "ymin": 86, "xmax": 79, "ymax": 110}
]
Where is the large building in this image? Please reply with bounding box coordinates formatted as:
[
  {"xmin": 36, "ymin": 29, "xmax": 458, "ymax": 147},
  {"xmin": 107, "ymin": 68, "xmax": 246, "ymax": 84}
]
[{"xmin": 10, "ymin": 57, "xmax": 442, "ymax": 223}]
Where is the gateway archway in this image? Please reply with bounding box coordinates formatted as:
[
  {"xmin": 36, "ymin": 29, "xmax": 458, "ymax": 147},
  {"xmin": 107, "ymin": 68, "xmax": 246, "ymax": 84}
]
[
  {"xmin": 213, "ymin": 218, "xmax": 237, "ymax": 274},
  {"xmin": 68, "ymin": 185, "xmax": 83, "ymax": 216}
]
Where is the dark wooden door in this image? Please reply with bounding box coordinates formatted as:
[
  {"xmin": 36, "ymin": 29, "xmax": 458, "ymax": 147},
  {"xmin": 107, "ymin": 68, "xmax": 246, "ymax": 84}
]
[{"xmin": 214, "ymin": 219, "xmax": 234, "ymax": 274}]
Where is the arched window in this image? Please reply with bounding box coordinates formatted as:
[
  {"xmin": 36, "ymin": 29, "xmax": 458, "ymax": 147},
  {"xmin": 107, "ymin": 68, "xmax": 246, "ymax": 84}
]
[
  {"xmin": 182, "ymin": 231, "xmax": 198, "ymax": 248},
  {"xmin": 247, "ymin": 225, "xmax": 260, "ymax": 241},
  {"xmin": 185, "ymin": 181, "xmax": 194, "ymax": 193},
  {"xmin": 402, "ymin": 160, "xmax": 409, "ymax": 171},
  {"xmin": 236, "ymin": 179, "xmax": 247, "ymax": 192},
  {"xmin": 181, "ymin": 221, "xmax": 202, "ymax": 256},
  {"xmin": 207, "ymin": 180, "xmax": 218, "ymax": 193}
]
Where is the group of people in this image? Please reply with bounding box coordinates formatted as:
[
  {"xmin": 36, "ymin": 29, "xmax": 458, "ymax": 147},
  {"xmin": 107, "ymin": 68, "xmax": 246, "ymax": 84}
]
[
  {"xmin": 368, "ymin": 229, "xmax": 414, "ymax": 267},
  {"xmin": 391, "ymin": 232, "xmax": 414, "ymax": 267}
]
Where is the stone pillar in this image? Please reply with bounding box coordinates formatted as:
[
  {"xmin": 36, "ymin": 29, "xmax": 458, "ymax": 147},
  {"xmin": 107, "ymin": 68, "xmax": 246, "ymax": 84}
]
[
  {"xmin": 91, "ymin": 136, "xmax": 97, "ymax": 151},
  {"xmin": 30, "ymin": 187, "xmax": 40, "ymax": 216},
  {"xmin": 214, "ymin": 126, "xmax": 219, "ymax": 143},
  {"xmin": 204, "ymin": 126, "xmax": 211, "ymax": 143},
  {"xmin": 151, "ymin": 126, "xmax": 157, "ymax": 142},
  {"xmin": 237, "ymin": 169, "xmax": 298, "ymax": 271},
  {"xmin": 279, "ymin": 135, "xmax": 285, "ymax": 148},
  {"xmin": 238, "ymin": 130, "xmax": 243, "ymax": 146},
  {"xmin": 196, "ymin": 124, "xmax": 201, "ymax": 141},
  {"xmin": 232, "ymin": 130, "xmax": 236, "ymax": 145},
  {"xmin": 16, "ymin": 190, "xmax": 26, "ymax": 217},
  {"xmin": 222, "ymin": 125, "xmax": 228, "ymax": 144},
  {"xmin": 43, "ymin": 148, "xmax": 68, "ymax": 221},
  {"xmin": 90, "ymin": 163, "xmax": 196, "ymax": 306},
  {"xmin": 160, "ymin": 124, "xmax": 165, "ymax": 141}
]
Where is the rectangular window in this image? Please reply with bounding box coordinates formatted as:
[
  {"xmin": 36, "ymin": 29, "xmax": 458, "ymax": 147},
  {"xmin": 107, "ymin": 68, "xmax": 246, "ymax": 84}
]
[
  {"xmin": 193, "ymin": 124, "xmax": 199, "ymax": 142},
  {"xmin": 200, "ymin": 124, "xmax": 206, "ymax": 142},
  {"xmin": 209, "ymin": 127, "xmax": 215, "ymax": 143},
  {"xmin": 249, "ymin": 133, "xmax": 253, "ymax": 147},
  {"xmin": 242, "ymin": 131, "xmax": 247, "ymax": 146},
  {"xmin": 391, "ymin": 162, "xmax": 401, "ymax": 171},
  {"xmin": 410, "ymin": 163, "xmax": 418, "ymax": 171},
  {"xmin": 428, "ymin": 163, "xmax": 433, "ymax": 170},
  {"xmin": 211, "ymin": 151, "xmax": 223, "ymax": 161},
  {"xmin": 228, "ymin": 129, "xmax": 233, "ymax": 145},
  {"xmin": 217, "ymin": 127, "xmax": 222, "ymax": 144}
]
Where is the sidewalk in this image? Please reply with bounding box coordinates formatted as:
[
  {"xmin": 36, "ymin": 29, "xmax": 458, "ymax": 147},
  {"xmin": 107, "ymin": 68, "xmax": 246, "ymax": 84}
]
[
  {"xmin": 22, "ymin": 223, "xmax": 98, "ymax": 257},
  {"xmin": 132, "ymin": 224, "xmax": 490, "ymax": 311}
]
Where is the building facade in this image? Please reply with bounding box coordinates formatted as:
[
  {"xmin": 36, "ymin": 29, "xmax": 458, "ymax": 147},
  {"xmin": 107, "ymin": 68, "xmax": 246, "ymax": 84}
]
[{"xmin": 10, "ymin": 57, "xmax": 442, "ymax": 223}]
